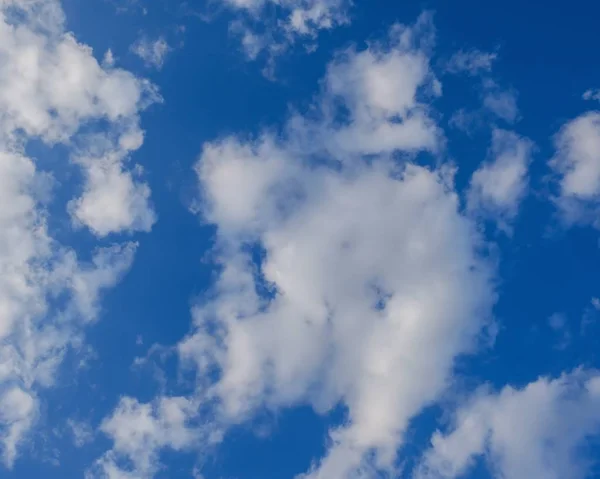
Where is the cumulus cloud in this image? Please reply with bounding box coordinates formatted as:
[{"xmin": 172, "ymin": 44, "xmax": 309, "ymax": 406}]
[
  {"xmin": 131, "ymin": 36, "xmax": 171, "ymax": 69},
  {"xmin": 0, "ymin": 0, "xmax": 156, "ymax": 465},
  {"xmin": 95, "ymin": 16, "xmax": 496, "ymax": 479},
  {"xmin": 549, "ymin": 112, "xmax": 600, "ymax": 227},
  {"xmin": 0, "ymin": 0, "xmax": 159, "ymax": 235},
  {"xmin": 318, "ymin": 18, "xmax": 440, "ymax": 156},
  {"xmin": 88, "ymin": 396, "xmax": 202, "ymax": 478},
  {"xmin": 415, "ymin": 369, "xmax": 600, "ymax": 479},
  {"xmin": 69, "ymin": 128, "xmax": 156, "ymax": 236},
  {"xmin": 467, "ymin": 129, "xmax": 533, "ymax": 230}
]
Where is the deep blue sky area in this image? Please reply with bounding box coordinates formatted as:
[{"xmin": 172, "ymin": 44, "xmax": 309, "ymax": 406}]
[{"xmin": 2, "ymin": 0, "xmax": 600, "ymax": 478}]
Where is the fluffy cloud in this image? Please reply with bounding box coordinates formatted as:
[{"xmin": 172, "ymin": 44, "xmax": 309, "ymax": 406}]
[
  {"xmin": 0, "ymin": 0, "xmax": 158, "ymax": 235},
  {"xmin": 415, "ymin": 369, "xmax": 600, "ymax": 479},
  {"xmin": 185, "ymin": 21, "xmax": 494, "ymax": 476},
  {"xmin": 131, "ymin": 36, "xmax": 171, "ymax": 70},
  {"xmin": 88, "ymin": 397, "xmax": 201, "ymax": 478},
  {"xmin": 467, "ymin": 129, "xmax": 533, "ymax": 231},
  {"xmin": 95, "ymin": 16, "xmax": 496, "ymax": 479},
  {"xmin": 0, "ymin": 0, "xmax": 156, "ymax": 465},
  {"xmin": 550, "ymin": 112, "xmax": 600, "ymax": 227},
  {"xmin": 69, "ymin": 128, "xmax": 156, "ymax": 237},
  {"xmin": 318, "ymin": 18, "xmax": 440, "ymax": 155}
]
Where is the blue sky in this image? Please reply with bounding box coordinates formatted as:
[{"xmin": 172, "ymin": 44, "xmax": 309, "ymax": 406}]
[{"xmin": 1, "ymin": 0, "xmax": 600, "ymax": 478}]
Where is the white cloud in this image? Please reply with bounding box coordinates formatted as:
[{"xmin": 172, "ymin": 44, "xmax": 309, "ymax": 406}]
[
  {"xmin": 415, "ymin": 369, "xmax": 600, "ymax": 479},
  {"xmin": 223, "ymin": 0, "xmax": 350, "ymax": 65},
  {"xmin": 467, "ymin": 129, "xmax": 533, "ymax": 230},
  {"xmin": 446, "ymin": 49, "xmax": 496, "ymax": 76},
  {"xmin": 319, "ymin": 17, "xmax": 440, "ymax": 156},
  {"xmin": 88, "ymin": 396, "xmax": 201, "ymax": 478},
  {"xmin": 0, "ymin": 0, "xmax": 156, "ymax": 465},
  {"xmin": 0, "ymin": 0, "xmax": 159, "ymax": 235},
  {"xmin": 549, "ymin": 112, "xmax": 600, "ymax": 227},
  {"xmin": 225, "ymin": 0, "xmax": 349, "ymax": 35},
  {"xmin": 0, "ymin": 387, "xmax": 37, "ymax": 467},
  {"xmin": 96, "ymin": 17, "xmax": 496, "ymax": 479},
  {"xmin": 69, "ymin": 129, "xmax": 155, "ymax": 237},
  {"xmin": 131, "ymin": 36, "xmax": 171, "ymax": 70}
]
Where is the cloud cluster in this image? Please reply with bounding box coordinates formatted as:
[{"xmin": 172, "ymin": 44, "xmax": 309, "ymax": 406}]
[
  {"xmin": 223, "ymin": 0, "xmax": 351, "ymax": 69},
  {"xmin": 94, "ymin": 15, "xmax": 501, "ymax": 479},
  {"xmin": 0, "ymin": 0, "xmax": 158, "ymax": 235},
  {"xmin": 91, "ymin": 8, "xmax": 600, "ymax": 479},
  {"xmin": 0, "ymin": 0, "xmax": 157, "ymax": 464}
]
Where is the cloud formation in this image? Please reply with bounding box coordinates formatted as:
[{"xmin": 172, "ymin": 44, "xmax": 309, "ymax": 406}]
[
  {"xmin": 0, "ymin": 0, "xmax": 157, "ymax": 464},
  {"xmin": 89, "ymin": 396, "xmax": 202, "ymax": 478},
  {"xmin": 223, "ymin": 0, "xmax": 351, "ymax": 69},
  {"xmin": 0, "ymin": 0, "xmax": 159, "ymax": 235},
  {"xmin": 95, "ymin": 15, "xmax": 497, "ymax": 479},
  {"xmin": 416, "ymin": 369, "xmax": 600, "ymax": 479}
]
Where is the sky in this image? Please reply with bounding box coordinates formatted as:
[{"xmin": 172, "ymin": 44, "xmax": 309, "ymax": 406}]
[{"xmin": 0, "ymin": 0, "xmax": 600, "ymax": 478}]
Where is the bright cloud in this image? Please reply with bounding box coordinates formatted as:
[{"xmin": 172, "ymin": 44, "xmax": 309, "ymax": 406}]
[
  {"xmin": 416, "ymin": 369, "xmax": 600, "ymax": 479},
  {"xmin": 89, "ymin": 396, "xmax": 201, "ymax": 478},
  {"xmin": 29, "ymin": 3, "xmax": 597, "ymax": 479},
  {"xmin": 0, "ymin": 0, "xmax": 156, "ymax": 465},
  {"xmin": 95, "ymin": 16, "xmax": 497, "ymax": 479},
  {"xmin": 0, "ymin": 0, "xmax": 159, "ymax": 235}
]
